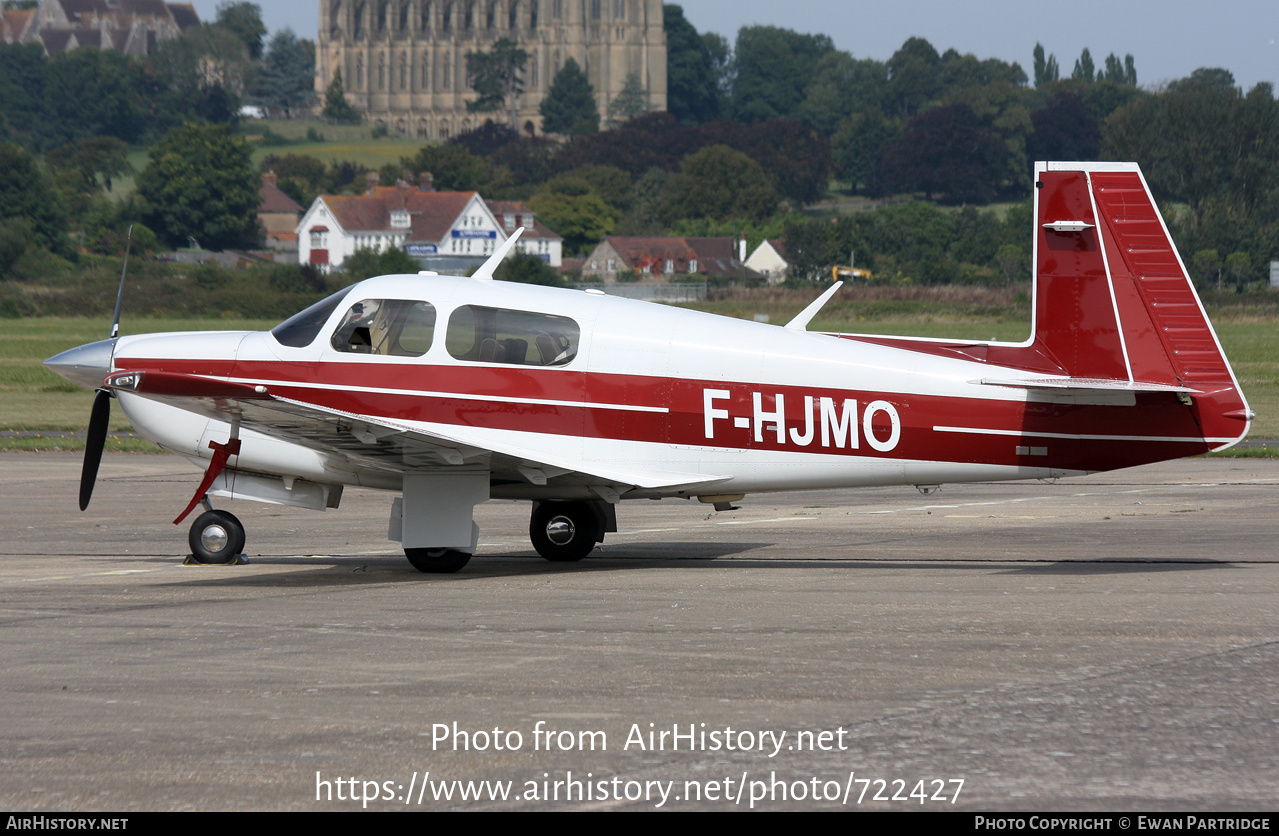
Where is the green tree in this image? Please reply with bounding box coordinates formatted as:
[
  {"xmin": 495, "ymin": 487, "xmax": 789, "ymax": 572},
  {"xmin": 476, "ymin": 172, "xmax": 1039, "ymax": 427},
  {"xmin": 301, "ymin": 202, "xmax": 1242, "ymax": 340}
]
[
  {"xmin": 399, "ymin": 143, "xmax": 504, "ymax": 192},
  {"xmin": 342, "ymin": 246, "xmax": 419, "ymax": 278},
  {"xmin": 41, "ymin": 48, "xmax": 147, "ymax": 148},
  {"xmin": 254, "ymin": 29, "xmax": 316, "ymax": 117},
  {"xmin": 493, "ymin": 253, "xmax": 562, "ymax": 286},
  {"xmin": 832, "ymin": 109, "xmax": 901, "ymax": 193},
  {"xmin": 0, "ymin": 43, "xmax": 45, "ymax": 147},
  {"xmin": 1072, "ymin": 48, "xmax": 1095, "ymax": 83},
  {"xmin": 730, "ymin": 26, "xmax": 835, "ymax": 123},
  {"xmin": 659, "ymin": 144, "xmax": 781, "ymax": 224},
  {"xmin": 322, "ymin": 69, "xmax": 361, "ymax": 124},
  {"xmin": 45, "ymin": 137, "xmax": 131, "ymax": 193},
  {"xmin": 606, "ymin": 72, "xmax": 651, "ymax": 127},
  {"xmin": 465, "ymin": 38, "xmax": 528, "ymax": 131},
  {"xmin": 152, "ymin": 22, "xmax": 253, "ymax": 122},
  {"xmin": 886, "ymin": 36, "xmax": 941, "ymax": 117},
  {"xmin": 0, "ymin": 142, "xmax": 67, "ymax": 262},
  {"xmin": 663, "ymin": 4, "xmax": 723, "ymax": 124},
  {"xmin": 1033, "ymin": 43, "xmax": 1059, "ymax": 88},
  {"xmin": 216, "ymin": 1, "xmax": 267, "ymax": 61},
  {"xmin": 797, "ymin": 52, "xmax": 888, "ymax": 134},
  {"xmin": 540, "ymin": 58, "xmax": 598, "ymax": 135},
  {"xmin": 137, "ymin": 121, "xmax": 259, "ymax": 250},
  {"xmin": 529, "ymin": 177, "xmax": 618, "ymax": 254}
]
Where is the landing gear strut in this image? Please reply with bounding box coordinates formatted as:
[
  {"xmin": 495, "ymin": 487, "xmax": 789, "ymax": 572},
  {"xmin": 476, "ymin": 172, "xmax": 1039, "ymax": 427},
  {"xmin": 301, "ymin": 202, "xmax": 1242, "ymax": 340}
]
[
  {"xmin": 530, "ymin": 501, "xmax": 602, "ymax": 562},
  {"xmin": 188, "ymin": 509, "xmax": 245, "ymax": 564}
]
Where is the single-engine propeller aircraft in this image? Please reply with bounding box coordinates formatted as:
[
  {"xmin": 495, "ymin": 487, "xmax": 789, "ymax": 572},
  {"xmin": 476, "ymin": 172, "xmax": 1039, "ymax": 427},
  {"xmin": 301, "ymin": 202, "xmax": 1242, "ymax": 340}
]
[{"xmin": 45, "ymin": 163, "xmax": 1253, "ymax": 572}]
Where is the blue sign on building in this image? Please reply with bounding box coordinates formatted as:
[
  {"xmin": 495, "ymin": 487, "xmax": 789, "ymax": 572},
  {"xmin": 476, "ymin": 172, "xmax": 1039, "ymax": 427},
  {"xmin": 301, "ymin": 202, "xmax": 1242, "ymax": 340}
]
[
  {"xmin": 405, "ymin": 244, "xmax": 437, "ymax": 255},
  {"xmin": 452, "ymin": 229, "xmax": 497, "ymax": 239}
]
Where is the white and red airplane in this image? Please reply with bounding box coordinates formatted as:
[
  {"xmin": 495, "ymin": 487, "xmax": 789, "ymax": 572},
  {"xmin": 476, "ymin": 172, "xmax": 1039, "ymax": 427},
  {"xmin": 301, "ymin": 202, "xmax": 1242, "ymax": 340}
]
[{"xmin": 45, "ymin": 162, "xmax": 1252, "ymax": 572}]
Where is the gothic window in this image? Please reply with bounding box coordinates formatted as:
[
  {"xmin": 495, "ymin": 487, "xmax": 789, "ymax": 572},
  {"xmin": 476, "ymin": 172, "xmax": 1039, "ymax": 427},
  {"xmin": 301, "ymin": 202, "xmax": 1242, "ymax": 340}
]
[
  {"xmin": 417, "ymin": 119, "xmax": 430, "ymax": 137},
  {"xmin": 356, "ymin": 54, "xmax": 365, "ymax": 87},
  {"xmin": 529, "ymin": 0, "xmax": 537, "ymax": 27},
  {"xmin": 590, "ymin": 0, "xmax": 600, "ymax": 20},
  {"xmin": 508, "ymin": 0, "xmax": 518, "ymax": 30},
  {"xmin": 399, "ymin": 1, "xmax": 409, "ymax": 31},
  {"xmin": 353, "ymin": 0, "xmax": 365, "ymax": 38},
  {"xmin": 377, "ymin": 1, "xmax": 389, "ymax": 31},
  {"xmin": 421, "ymin": 53, "xmax": 430, "ymax": 88},
  {"xmin": 399, "ymin": 53, "xmax": 407, "ymax": 88},
  {"xmin": 613, "ymin": 0, "xmax": 624, "ymax": 18},
  {"xmin": 530, "ymin": 55, "xmax": 537, "ymax": 87},
  {"xmin": 486, "ymin": 2, "xmax": 495, "ymax": 29},
  {"xmin": 329, "ymin": 0, "xmax": 342, "ymax": 38},
  {"xmin": 552, "ymin": 0, "xmax": 561, "ymax": 20},
  {"xmin": 420, "ymin": 0, "xmax": 431, "ymax": 30},
  {"xmin": 464, "ymin": 1, "xmax": 474, "ymax": 30},
  {"xmin": 378, "ymin": 53, "xmax": 386, "ymax": 88},
  {"xmin": 442, "ymin": 1, "xmax": 451, "ymax": 31},
  {"xmin": 442, "ymin": 58, "xmax": 450, "ymax": 88},
  {"xmin": 439, "ymin": 119, "xmax": 450, "ymax": 138}
]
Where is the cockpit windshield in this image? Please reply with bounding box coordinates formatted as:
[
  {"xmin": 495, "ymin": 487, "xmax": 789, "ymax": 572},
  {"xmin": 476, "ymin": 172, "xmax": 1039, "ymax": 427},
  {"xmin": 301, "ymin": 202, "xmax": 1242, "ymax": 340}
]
[{"xmin": 270, "ymin": 289, "xmax": 352, "ymax": 348}]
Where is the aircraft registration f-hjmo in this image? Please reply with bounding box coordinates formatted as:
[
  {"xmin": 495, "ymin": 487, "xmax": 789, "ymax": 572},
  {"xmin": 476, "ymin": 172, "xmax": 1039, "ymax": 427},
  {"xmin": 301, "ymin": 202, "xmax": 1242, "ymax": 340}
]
[{"xmin": 45, "ymin": 162, "xmax": 1253, "ymax": 572}]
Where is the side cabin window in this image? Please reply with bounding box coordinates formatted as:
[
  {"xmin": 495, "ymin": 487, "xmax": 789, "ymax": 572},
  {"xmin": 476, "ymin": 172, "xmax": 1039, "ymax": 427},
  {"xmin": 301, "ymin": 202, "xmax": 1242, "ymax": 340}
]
[
  {"xmin": 331, "ymin": 299, "xmax": 437, "ymax": 356},
  {"xmin": 446, "ymin": 305, "xmax": 578, "ymax": 366}
]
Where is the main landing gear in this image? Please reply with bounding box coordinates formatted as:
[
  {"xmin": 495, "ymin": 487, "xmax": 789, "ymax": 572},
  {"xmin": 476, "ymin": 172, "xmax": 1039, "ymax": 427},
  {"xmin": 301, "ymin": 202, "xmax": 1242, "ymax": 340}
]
[
  {"xmin": 188, "ymin": 508, "xmax": 245, "ymax": 564},
  {"xmin": 529, "ymin": 501, "xmax": 603, "ymax": 562},
  {"xmin": 404, "ymin": 548, "xmax": 472, "ymax": 573}
]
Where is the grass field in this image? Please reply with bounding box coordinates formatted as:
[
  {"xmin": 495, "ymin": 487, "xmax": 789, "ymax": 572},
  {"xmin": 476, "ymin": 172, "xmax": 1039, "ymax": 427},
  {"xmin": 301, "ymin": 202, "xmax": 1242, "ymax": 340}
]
[
  {"xmin": 5, "ymin": 306, "xmax": 1275, "ymax": 451},
  {"xmin": 110, "ymin": 119, "xmax": 433, "ymax": 199}
]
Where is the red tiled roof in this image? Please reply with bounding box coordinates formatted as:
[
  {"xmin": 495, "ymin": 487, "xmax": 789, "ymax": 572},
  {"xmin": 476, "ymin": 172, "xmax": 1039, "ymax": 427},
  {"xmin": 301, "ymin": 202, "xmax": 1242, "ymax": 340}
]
[
  {"xmin": 320, "ymin": 187, "xmax": 477, "ymax": 243},
  {"xmin": 259, "ymin": 180, "xmax": 304, "ymax": 214},
  {"xmin": 485, "ymin": 199, "xmax": 562, "ymax": 242},
  {"xmin": 602, "ymin": 236, "xmax": 759, "ymax": 278}
]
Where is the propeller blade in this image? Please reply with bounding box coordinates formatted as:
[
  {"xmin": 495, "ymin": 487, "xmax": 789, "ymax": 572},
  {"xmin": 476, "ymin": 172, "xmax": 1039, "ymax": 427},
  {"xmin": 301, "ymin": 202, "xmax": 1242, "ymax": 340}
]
[{"xmin": 79, "ymin": 389, "xmax": 111, "ymax": 511}]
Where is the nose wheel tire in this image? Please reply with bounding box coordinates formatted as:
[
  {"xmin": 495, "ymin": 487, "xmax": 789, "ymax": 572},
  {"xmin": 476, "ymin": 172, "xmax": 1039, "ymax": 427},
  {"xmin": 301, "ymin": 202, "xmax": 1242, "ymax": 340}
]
[
  {"xmin": 530, "ymin": 501, "xmax": 601, "ymax": 562},
  {"xmin": 405, "ymin": 548, "xmax": 472, "ymax": 573},
  {"xmin": 188, "ymin": 510, "xmax": 245, "ymax": 564}
]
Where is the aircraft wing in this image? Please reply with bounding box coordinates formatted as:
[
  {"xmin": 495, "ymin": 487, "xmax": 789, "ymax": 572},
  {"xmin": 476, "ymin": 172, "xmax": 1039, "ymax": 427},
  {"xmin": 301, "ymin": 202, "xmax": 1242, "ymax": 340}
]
[{"xmin": 104, "ymin": 370, "xmax": 729, "ymax": 493}]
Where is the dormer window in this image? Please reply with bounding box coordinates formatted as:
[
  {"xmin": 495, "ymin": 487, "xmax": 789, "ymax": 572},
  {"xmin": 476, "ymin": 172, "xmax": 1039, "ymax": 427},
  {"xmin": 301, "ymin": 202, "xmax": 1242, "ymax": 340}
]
[
  {"xmin": 390, "ymin": 210, "xmax": 411, "ymax": 229},
  {"xmin": 688, "ymin": 259, "xmax": 697, "ymax": 273},
  {"xmin": 504, "ymin": 213, "xmax": 515, "ymax": 230}
]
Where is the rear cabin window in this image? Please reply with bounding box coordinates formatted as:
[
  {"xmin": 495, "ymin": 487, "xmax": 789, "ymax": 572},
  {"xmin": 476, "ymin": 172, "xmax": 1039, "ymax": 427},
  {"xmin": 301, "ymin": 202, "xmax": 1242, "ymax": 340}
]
[
  {"xmin": 330, "ymin": 299, "xmax": 437, "ymax": 357},
  {"xmin": 446, "ymin": 305, "xmax": 579, "ymax": 367}
]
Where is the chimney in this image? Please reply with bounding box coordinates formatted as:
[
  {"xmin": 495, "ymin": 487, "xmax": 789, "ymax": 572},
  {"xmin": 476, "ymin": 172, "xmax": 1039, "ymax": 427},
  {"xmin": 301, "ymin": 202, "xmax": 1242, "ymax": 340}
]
[
  {"xmin": 739, "ymin": 235, "xmax": 746, "ymax": 262},
  {"xmin": 419, "ymin": 172, "xmax": 434, "ymax": 192},
  {"xmin": 262, "ymin": 171, "xmax": 277, "ymax": 187},
  {"xmin": 366, "ymin": 172, "xmax": 379, "ymax": 194}
]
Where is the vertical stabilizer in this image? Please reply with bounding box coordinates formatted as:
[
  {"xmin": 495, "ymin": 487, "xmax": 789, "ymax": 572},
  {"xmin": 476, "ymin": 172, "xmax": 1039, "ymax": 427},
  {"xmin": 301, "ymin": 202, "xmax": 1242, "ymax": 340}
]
[{"xmin": 1031, "ymin": 162, "xmax": 1251, "ymax": 449}]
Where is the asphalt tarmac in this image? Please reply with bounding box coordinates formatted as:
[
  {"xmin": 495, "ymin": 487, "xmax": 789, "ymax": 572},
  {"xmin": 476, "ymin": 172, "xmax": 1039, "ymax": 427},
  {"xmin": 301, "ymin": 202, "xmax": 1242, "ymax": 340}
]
[{"xmin": 1, "ymin": 452, "xmax": 1276, "ymax": 811}]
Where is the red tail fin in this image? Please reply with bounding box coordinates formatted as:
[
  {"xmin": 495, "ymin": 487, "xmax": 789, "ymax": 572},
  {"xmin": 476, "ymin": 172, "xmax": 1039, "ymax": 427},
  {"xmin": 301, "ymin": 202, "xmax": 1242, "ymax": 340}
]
[{"xmin": 1031, "ymin": 162, "xmax": 1250, "ymax": 448}]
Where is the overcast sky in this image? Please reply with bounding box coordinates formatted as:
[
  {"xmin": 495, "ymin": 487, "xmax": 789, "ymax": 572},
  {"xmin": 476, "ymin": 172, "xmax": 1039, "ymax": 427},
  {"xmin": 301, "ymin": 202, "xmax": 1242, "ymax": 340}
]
[{"xmin": 186, "ymin": 0, "xmax": 1279, "ymax": 91}]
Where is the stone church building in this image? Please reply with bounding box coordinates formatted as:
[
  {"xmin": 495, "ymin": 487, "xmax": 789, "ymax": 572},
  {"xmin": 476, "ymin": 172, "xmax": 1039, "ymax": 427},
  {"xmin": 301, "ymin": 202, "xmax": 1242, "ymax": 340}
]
[{"xmin": 316, "ymin": 0, "xmax": 666, "ymax": 138}]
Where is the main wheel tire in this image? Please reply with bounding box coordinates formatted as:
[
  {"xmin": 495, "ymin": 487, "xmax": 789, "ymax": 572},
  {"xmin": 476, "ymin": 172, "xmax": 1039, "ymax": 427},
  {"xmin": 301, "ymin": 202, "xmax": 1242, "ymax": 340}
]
[
  {"xmin": 188, "ymin": 510, "xmax": 245, "ymax": 564},
  {"xmin": 530, "ymin": 501, "xmax": 600, "ymax": 562},
  {"xmin": 405, "ymin": 548, "xmax": 472, "ymax": 574}
]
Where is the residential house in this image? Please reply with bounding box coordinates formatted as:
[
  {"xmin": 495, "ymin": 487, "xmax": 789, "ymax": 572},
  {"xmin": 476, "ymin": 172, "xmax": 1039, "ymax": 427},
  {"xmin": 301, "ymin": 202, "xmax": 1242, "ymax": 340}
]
[
  {"xmin": 485, "ymin": 200, "xmax": 563, "ymax": 267},
  {"xmin": 581, "ymin": 236, "xmax": 760, "ymax": 282},
  {"xmin": 297, "ymin": 176, "xmax": 506, "ymax": 274},
  {"xmin": 745, "ymin": 239, "xmax": 790, "ymax": 285},
  {"xmin": 258, "ymin": 172, "xmax": 304, "ymax": 252}
]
